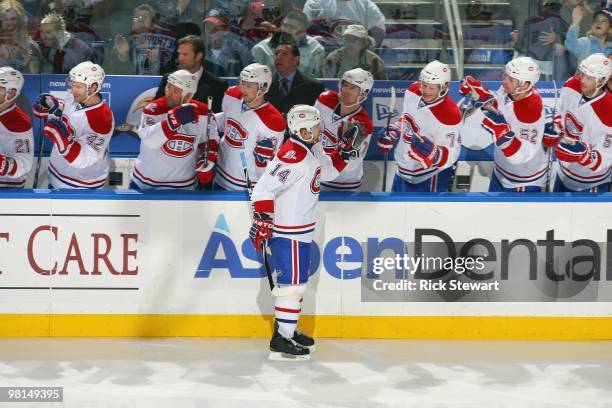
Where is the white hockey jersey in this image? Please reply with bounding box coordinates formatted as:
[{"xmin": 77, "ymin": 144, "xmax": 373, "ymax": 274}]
[
  {"xmin": 0, "ymin": 104, "xmax": 34, "ymax": 188},
  {"xmin": 48, "ymin": 93, "xmax": 114, "ymax": 189},
  {"xmin": 251, "ymin": 137, "xmax": 347, "ymax": 243},
  {"xmin": 557, "ymin": 75, "xmax": 612, "ymax": 191},
  {"xmin": 215, "ymin": 86, "xmax": 285, "ymax": 191},
  {"xmin": 393, "ymin": 82, "xmax": 462, "ymax": 184},
  {"xmin": 466, "ymin": 86, "xmax": 547, "ymax": 188},
  {"xmin": 131, "ymin": 98, "xmax": 219, "ymax": 190},
  {"xmin": 315, "ymin": 91, "xmax": 373, "ymax": 191}
]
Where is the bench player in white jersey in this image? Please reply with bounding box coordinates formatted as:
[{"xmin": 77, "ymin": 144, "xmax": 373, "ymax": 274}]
[
  {"xmin": 34, "ymin": 61, "xmax": 114, "ymax": 189},
  {"xmin": 0, "ymin": 67, "xmax": 33, "ymax": 188},
  {"xmin": 376, "ymin": 61, "xmax": 461, "ymax": 192},
  {"xmin": 215, "ymin": 63, "xmax": 285, "ymax": 190},
  {"xmin": 460, "ymin": 57, "xmax": 547, "ymax": 192},
  {"xmin": 250, "ymin": 105, "xmax": 354, "ymax": 360},
  {"xmin": 129, "ymin": 70, "xmax": 219, "ymax": 190},
  {"xmin": 548, "ymin": 53, "xmax": 611, "ymax": 192},
  {"xmin": 315, "ymin": 68, "xmax": 373, "ymax": 191}
]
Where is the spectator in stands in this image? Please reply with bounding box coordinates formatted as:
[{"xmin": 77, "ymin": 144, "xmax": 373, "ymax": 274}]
[
  {"xmin": 155, "ymin": 35, "xmax": 227, "ymax": 113},
  {"xmin": 302, "ymin": 0, "xmax": 386, "ymax": 45},
  {"xmin": 251, "ymin": 11, "xmax": 324, "ymax": 78},
  {"xmin": 238, "ymin": 1, "xmax": 277, "ymax": 44},
  {"xmin": 513, "ymin": 0, "xmax": 570, "ymax": 80},
  {"xmin": 39, "ymin": 12, "xmax": 92, "ymax": 74},
  {"xmin": 560, "ymin": 0, "xmax": 594, "ymax": 33},
  {"xmin": 113, "ymin": 3, "xmax": 176, "ymax": 75},
  {"xmin": 266, "ymin": 40, "xmax": 324, "ymax": 116},
  {"xmin": 565, "ymin": 7, "xmax": 611, "ymax": 63},
  {"xmin": 203, "ymin": 11, "xmax": 252, "ymax": 77},
  {"xmin": 62, "ymin": 0, "xmax": 104, "ymax": 65},
  {"xmin": 322, "ymin": 24, "xmax": 387, "ymax": 79},
  {"xmin": 0, "ymin": 0, "xmax": 40, "ymax": 73}
]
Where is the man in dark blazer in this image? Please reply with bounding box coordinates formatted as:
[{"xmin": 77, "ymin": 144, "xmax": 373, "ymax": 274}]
[
  {"xmin": 266, "ymin": 41, "xmax": 325, "ymax": 116},
  {"xmin": 155, "ymin": 35, "xmax": 227, "ymax": 113}
]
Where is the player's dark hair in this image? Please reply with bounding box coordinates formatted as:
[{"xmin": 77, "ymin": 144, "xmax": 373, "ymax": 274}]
[{"xmin": 277, "ymin": 40, "xmax": 300, "ymax": 58}]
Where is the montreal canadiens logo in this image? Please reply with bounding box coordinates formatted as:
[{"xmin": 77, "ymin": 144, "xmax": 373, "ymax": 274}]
[
  {"xmin": 564, "ymin": 112, "xmax": 584, "ymax": 139},
  {"xmin": 321, "ymin": 129, "xmax": 337, "ymax": 154},
  {"xmin": 162, "ymin": 134, "xmax": 195, "ymax": 158},
  {"xmin": 224, "ymin": 118, "xmax": 248, "ymax": 148},
  {"xmin": 310, "ymin": 167, "xmax": 321, "ymax": 194}
]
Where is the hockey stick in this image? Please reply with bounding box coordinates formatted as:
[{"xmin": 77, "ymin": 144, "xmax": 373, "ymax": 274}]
[
  {"xmin": 32, "ymin": 120, "xmax": 45, "ymax": 188},
  {"xmin": 197, "ymin": 96, "xmax": 214, "ymax": 191},
  {"xmin": 544, "ymin": 79, "xmax": 558, "ymax": 192},
  {"xmin": 382, "ymin": 86, "xmax": 396, "ymax": 192},
  {"xmin": 113, "ymin": 124, "xmax": 140, "ymax": 139},
  {"xmin": 240, "ymin": 151, "xmax": 275, "ymax": 291}
]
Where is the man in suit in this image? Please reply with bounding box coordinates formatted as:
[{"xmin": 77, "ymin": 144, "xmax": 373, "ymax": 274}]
[
  {"xmin": 155, "ymin": 35, "xmax": 227, "ymax": 113},
  {"xmin": 266, "ymin": 41, "xmax": 325, "ymax": 117}
]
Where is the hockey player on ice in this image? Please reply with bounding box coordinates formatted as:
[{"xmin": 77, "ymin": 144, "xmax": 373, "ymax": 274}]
[
  {"xmin": 249, "ymin": 104, "xmax": 356, "ymax": 360},
  {"xmin": 34, "ymin": 61, "xmax": 114, "ymax": 189},
  {"xmin": 130, "ymin": 69, "xmax": 219, "ymax": 190},
  {"xmin": 0, "ymin": 67, "xmax": 33, "ymax": 188},
  {"xmin": 214, "ymin": 63, "xmax": 285, "ymax": 191},
  {"xmin": 377, "ymin": 60, "xmax": 462, "ymax": 192},
  {"xmin": 460, "ymin": 57, "xmax": 547, "ymax": 192},
  {"xmin": 315, "ymin": 67, "xmax": 373, "ymax": 192},
  {"xmin": 546, "ymin": 53, "xmax": 611, "ymax": 192}
]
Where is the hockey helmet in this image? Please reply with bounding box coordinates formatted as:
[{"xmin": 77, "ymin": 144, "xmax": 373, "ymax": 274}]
[
  {"xmin": 341, "ymin": 68, "xmax": 373, "ymax": 96},
  {"xmin": 578, "ymin": 53, "xmax": 611, "ymax": 81},
  {"xmin": 69, "ymin": 61, "xmax": 105, "ymax": 93},
  {"xmin": 419, "ymin": 60, "xmax": 451, "ymax": 85},
  {"xmin": 505, "ymin": 56, "xmax": 540, "ymax": 85},
  {"xmin": 240, "ymin": 63, "xmax": 272, "ymax": 93},
  {"xmin": 167, "ymin": 69, "xmax": 197, "ymax": 99},
  {"xmin": 287, "ymin": 104, "xmax": 321, "ymax": 143},
  {"xmin": 0, "ymin": 67, "xmax": 24, "ymax": 103}
]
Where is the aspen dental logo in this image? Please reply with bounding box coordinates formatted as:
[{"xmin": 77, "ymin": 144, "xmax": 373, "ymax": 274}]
[{"xmin": 195, "ymin": 216, "xmax": 612, "ymax": 302}]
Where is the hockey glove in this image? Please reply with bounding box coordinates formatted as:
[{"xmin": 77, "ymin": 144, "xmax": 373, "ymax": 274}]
[
  {"xmin": 43, "ymin": 117, "xmax": 73, "ymax": 154},
  {"xmin": 254, "ymin": 138, "xmax": 275, "ymax": 167},
  {"xmin": 196, "ymin": 150, "xmax": 218, "ymax": 184},
  {"xmin": 555, "ymin": 138, "xmax": 601, "ymax": 169},
  {"xmin": 376, "ymin": 124, "xmax": 401, "ymax": 152},
  {"xmin": 458, "ymin": 76, "xmax": 494, "ymax": 109},
  {"xmin": 543, "ymin": 110, "xmax": 564, "ymax": 147},
  {"xmin": 338, "ymin": 124, "xmax": 362, "ymax": 160},
  {"xmin": 409, "ymin": 135, "xmax": 442, "ymax": 168},
  {"xmin": 481, "ymin": 109, "xmax": 520, "ymax": 156},
  {"xmin": 166, "ymin": 103, "xmax": 197, "ymax": 131},
  {"xmin": 249, "ymin": 211, "xmax": 273, "ymax": 252},
  {"xmin": 0, "ymin": 154, "xmax": 15, "ymax": 177},
  {"xmin": 34, "ymin": 93, "xmax": 63, "ymax": 119}
]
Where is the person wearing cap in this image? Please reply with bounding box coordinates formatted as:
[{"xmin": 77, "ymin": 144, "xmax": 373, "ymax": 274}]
[
  {"xmin": 130, "ymin": 69, "xmax": 219, "ymax": 190},
  {"xmin": 202, "ymin": 12, "xmax": 252, "ymax": 77},
  {"xmin": 266, "ymin": 40, "xmax": 324, "ymax": 116},
  {"xmin": 302, "ymin": 0, "xmax": 386, "ymax": 46},
  {"xmin": 154, "ymin": 35, "xmax": 227, "ymax": 114},
  {"xmin": 565, "ymin": 7, "xmax": 611, "ymax": 63},
  {"xmin": 322, "ymin": 24, "xmax": 387, "ymax": 80},
  {"xmin": 251, "ymin": 11, "xmax": 325, "ymax": 78}
]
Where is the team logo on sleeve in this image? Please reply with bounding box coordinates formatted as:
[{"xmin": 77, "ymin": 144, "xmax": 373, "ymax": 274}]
[
  {"xmin": 224, "ymin": 118, "xmax": 248, "ymax": 148},
  {"xmin": 564, "ymin": 112, "xmax": 584, "ymax": 140},
  {"xmin": 162, "ymin": 133, "xmax": 195, "ymax": 157},
  {"xmin": 310, "ymin": 167, "xmax": 321, "ymax": 194}
]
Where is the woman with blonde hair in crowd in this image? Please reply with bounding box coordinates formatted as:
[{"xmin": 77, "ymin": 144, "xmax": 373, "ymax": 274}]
[{"xmin": 0, "ymin": 0, "xmax": 40, "ymax": 73}]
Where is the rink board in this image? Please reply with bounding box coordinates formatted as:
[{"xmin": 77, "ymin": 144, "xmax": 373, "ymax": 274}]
[{"xmin": 0, "ymin": 190, "xmax": 610, "ymax": 339}]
